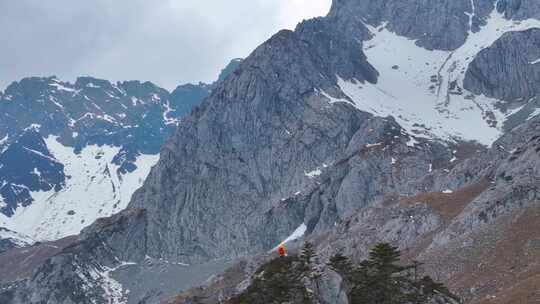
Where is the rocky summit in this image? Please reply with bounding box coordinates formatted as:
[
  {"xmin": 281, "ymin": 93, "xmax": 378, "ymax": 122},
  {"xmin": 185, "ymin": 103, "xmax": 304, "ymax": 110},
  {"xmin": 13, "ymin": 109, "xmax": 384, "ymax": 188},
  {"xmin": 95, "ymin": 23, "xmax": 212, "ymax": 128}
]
[{"xmin": 2, "ymin": 0, "xmax": 540, "ymax": 303}]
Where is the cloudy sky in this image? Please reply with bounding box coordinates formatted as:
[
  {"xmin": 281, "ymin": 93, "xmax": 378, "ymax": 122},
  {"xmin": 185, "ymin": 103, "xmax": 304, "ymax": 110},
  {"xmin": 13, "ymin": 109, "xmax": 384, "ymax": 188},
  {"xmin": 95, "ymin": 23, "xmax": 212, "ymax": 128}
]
[{"xmin": 0, "ymin": 0, "xmax": 331, "ymax": 91}]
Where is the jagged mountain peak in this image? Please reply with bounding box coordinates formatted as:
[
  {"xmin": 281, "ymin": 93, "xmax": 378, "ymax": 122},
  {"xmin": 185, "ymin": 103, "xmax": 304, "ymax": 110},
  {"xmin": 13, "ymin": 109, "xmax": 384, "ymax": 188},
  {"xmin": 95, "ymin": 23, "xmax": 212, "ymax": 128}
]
[
  {"xmin": 4, "ymin": 76, "xmax": 66, "ymax": 100},
  {"xmin": 74, "ymin": 76, "xmax": 114, "ymax": 89},
  {"xmin": 216, "ymin": 58, "xmax": 244, "ymax": 83},
  {"xmin": 117, "ymin": 79, "xmax": 167, "ymax": 97}
]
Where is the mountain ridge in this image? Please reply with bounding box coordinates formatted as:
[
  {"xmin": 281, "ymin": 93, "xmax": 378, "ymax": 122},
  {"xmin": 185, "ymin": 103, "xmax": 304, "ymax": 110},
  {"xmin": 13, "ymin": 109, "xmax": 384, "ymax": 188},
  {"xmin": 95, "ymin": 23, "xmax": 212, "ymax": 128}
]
[{"xmin": 0, "ymin": 58, "xmax": 242, "ymax": 242}]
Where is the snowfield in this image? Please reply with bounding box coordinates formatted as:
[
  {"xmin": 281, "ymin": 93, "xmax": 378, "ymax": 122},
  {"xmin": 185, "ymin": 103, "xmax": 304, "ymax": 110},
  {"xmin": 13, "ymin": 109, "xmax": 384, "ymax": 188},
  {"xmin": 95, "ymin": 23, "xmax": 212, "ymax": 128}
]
[
  {"xmin": 0, "ymin": 136, "xmax": 158, "ymax": 241},
  {"xmin": 323, "ymin": 9, "xmax": 540, "ymax": 146},
  {"xmin": 282, "ymin": 223, "xmax": 307, "ymax": 244}
]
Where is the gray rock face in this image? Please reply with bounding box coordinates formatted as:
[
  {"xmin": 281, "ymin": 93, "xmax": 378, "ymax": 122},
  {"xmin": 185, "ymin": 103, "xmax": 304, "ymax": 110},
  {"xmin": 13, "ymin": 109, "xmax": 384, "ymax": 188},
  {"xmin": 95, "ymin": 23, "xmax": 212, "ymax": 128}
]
[
  {"xmin": 0, "ymin": 239, "xmax": 19, "ymax": 254},
  {"xmin": 0, "ymin": 129, "xmax": 65, "ymax": 216},
  {"xmin": 329, "ymin": 0, "xmax": 489, "ymax": 50},
  {"xmin": 316, "ymin": 269, "xmax": 349, "ymax": 304},
  {"xmin": 464, "ymin": 28, "xmax": 540, "ymax": 102},
  {"xmin": 128, "ymin": 28, "xmax": 377, "ymax": 264},
  {"xmin": 295, "ymin": 18, "xmax": 378, "ymax": 82},
  {"xmin": 496, "ymin": 0, "xmax": 540, "ymax": 19},
  {"xmin": 297, "ymin": 119, "xmax": 450, "ymax": 236},
  {"xmin": 330, "ymin": 0, "xmax": 540, "ymax": 51}
]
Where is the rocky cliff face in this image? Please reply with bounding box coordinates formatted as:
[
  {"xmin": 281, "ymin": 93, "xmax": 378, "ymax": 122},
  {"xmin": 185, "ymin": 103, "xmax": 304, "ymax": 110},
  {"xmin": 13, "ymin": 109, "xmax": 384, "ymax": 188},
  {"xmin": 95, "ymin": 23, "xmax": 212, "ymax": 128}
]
[
  {"xmin": 465, "ymin": 28, "xmax": 540, "ymax": 102},
  {"xmin": 3, "ymin": 0, "xmax": 540, "ymax": 303},
  {"xmin": 0, "ymin": 129, "xmax": 65, "ymax": 217},
  {"xmin": 126, "ymin": 28, "xmax": 378, "ymax": 264}
]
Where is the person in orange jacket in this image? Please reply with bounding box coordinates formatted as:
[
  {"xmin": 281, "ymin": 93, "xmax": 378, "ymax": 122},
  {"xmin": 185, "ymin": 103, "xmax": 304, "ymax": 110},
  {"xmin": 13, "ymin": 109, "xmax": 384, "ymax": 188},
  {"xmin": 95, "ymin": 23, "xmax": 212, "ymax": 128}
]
[{"xmin": 277, "ymin": 243, "xmax": 287, "ymax": 257}]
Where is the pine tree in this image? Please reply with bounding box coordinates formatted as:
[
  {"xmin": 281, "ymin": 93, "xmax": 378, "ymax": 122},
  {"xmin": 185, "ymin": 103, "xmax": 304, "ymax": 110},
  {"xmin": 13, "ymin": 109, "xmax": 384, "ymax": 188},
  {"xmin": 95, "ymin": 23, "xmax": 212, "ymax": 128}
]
[
  {"xmin": 349, "ymin": 260, "xmax": 371, "ymax": 303},
  {"xmin": 299, "ymin": 242, "xmax": 324, "ymax": 301},
  {"xmin": 349, "ymin": 243, "xmax": 459, "ymax": 304},
  {"xmin": 418, "ymin": 276, "xmax": 460, "ymax": 302},
  {"xmin": 300, "ymin": 242, "xmax": 316, "ymax": 268},
  {"xmin": 228, "ymin": 256, "xmax": 311, "ymax": 304},
  {"xmin": 367, "ymin": 243, "xmax": 403, "ymax": 274},
  {"xmin": 354, "ymin": 243, "xmax": 407, "ymax": 304},
  {"xmin": 328, "ymin": 252, "xmax": 355, "ymax": 280},
  {"xmin": 229, "ymin": 243, "xmax": 459, "ymax": 304},
  {"xmin": 298, "ymin": 242, "xmax": 317, "ymax": 281}
]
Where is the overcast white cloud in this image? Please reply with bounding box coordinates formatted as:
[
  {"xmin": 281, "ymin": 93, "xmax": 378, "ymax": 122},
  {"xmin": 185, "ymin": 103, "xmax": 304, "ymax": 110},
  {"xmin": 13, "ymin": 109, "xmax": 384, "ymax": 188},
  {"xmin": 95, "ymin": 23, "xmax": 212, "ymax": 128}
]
[{"xmin": 0, "ymin": 0, "xmax": 331, "ymax": 91}]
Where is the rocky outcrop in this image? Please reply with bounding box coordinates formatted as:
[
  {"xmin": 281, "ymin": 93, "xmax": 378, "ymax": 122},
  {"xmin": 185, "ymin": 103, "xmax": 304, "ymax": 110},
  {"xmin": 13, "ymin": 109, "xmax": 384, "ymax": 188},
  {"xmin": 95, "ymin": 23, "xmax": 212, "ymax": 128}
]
[
  {"xmin": 0, "ymin": 129, "xmax": 65, "ymax": 216},
  {"xmin": 496, "ymin": 0, "xmax": 540, "ymax": 19},
  {"xmin": 464, "ymin": 28, "xmax": 540, "ymax": 102}
]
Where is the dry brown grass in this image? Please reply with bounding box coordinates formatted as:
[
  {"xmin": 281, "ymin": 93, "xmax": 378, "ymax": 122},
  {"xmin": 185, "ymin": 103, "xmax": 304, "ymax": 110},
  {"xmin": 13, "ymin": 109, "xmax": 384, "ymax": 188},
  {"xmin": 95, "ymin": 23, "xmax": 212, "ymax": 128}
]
[
  {"xmin": 400, "ymin": 178, "xmax": 490, "ymax": 221},
  {"xmin": 474, "ymin": 273, "xmax": 540, "ymax": 304},
  {"xmin": 400, "ymin": 180, "xmax": 540, "ymax": 304},
  {"xmin": 438, "ymin": 204, "xmax": 540, "ymax": 303}
]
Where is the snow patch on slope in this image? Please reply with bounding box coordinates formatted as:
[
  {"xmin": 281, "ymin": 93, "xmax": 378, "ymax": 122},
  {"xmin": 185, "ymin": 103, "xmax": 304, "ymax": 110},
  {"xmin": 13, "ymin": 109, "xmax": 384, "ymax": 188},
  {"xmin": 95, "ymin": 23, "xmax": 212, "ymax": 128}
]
[
  {"xmin": 0, "ymin": 135, "xmax": 8, "ymax": 153},
  {"xmin": 305, "ymin": 169, "xmax": 322, "ymax": 178},
  {"xmin": 49, "ymin": 82, "xmax": 76, "ymax": 93},
  {"xmin": 304, "ymin": 163, "xmax": 328, "ymax": 179},
  {"xmin": 163, "ymin": 101, "xmax": 179, "ymax": 125},
  {"xmin": 0, "ymin": 227, "xmax": 36, "ymax": 247},
  {"xmin": 282, "ymin": 223, "xmax": 307, "ymax": 244},
  {"xmin": 325, "ymin": 9, "xmax": 540, "ymax": 146},
  {"xmin": 528, "ymin": 108, "xmax": 540, "ymax": 120},
  {"xmin": 271, "ymin": 223, "xmax": 308, "ymax": 252},
  {"xmin": 99, "ymin": 262, "xmax": 136, "ymax": 304},
  {"xmin": 0, "ymin": 136, "xmax": 158, "ymax": 241},
  {"xmin": 77, "ymin": 261, "xmax": 135, "ymax": 304}
]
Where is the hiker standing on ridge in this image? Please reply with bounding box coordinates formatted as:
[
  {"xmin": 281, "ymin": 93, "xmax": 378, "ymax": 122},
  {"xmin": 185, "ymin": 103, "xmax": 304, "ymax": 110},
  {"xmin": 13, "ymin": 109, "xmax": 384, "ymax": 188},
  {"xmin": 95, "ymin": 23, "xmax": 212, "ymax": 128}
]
[{"xmin": 277, "ymin": 243, "xmax": 287, "ymax": 257}]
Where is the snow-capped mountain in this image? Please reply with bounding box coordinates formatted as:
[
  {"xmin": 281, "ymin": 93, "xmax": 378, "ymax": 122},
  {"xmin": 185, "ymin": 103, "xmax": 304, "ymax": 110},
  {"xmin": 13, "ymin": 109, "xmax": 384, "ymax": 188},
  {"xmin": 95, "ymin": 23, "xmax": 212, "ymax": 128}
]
[
  {"xmin": 0, "ymin": 59, "xmax": 242, "ymax": 242},
  {"xmin": 319, "ymin": 3, "xmax": 540, "ymax": 146},
  {"xmin": 3, "ymin": 1, "xmax": 540, "ymax": 303}
]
